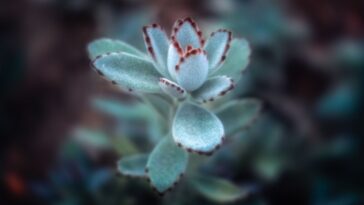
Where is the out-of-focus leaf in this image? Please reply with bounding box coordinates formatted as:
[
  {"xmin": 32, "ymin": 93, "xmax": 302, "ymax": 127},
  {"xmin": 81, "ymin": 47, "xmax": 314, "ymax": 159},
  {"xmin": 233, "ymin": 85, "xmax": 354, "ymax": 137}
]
[
  {"xmin": 117, "ymin": 154, "xmax": 148, "ymax": 177},
  {"xmin": 87, "ymin": 38, "xmax": 145, "ymax": 59},
  {"xmin": 92, "ymin": 98, "xmax": 154, "ymax": 120},
  {"xmin": 88, "ymin": 169, "xmax": 112, "ymax": 192},
  {"xmin": 73, "ymin": 128, "xmax": 111, "ymax": 149},
  {"xmin": 192, "ymin": 175, "xmax": 249, "ymax": 203},
  {"xmin": 146, "ymin": 138, "xmax": 188, "ymax": 193},
  {"xmin": 143, "ymin": 94, "xmax": 173, "ymax": 120},
  {"xmin": 216, "ymin": 98, "xmax": 262, "ymax": 136},
  {"xmin": 112, "ymin": 137, "xmax": 139, "ymax": 155}
]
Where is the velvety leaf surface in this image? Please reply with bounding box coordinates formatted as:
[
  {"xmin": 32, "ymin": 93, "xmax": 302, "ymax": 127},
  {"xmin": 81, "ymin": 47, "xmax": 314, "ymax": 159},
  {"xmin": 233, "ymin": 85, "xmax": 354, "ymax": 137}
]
[
  {"xmin": 87, "ymin": 38, "xmax": 144, "ymax": 59},
  {"xmin": 142, "ymin": 25, "xmax": 170, "ymax": 77},
  {"xmin": 146, "ymin": 138, "xmax": 188, "ymax": 193},
  {"xmin": 92, "ymin": 52, "xmax": 162, "ymax": 93},
  {"xmin": 192, "ymin": 175, "xmax": 249, "ymax": 203},
  {"xmin": 216, "ymin": 99, "xmax": 262, "ymax": 136},
  {"xmin": 171, "ymin": 17, "xmax": 203, "ymax": 50},
  {"xmin": 204, "ymin": 30, "xmax": 232, "ymax": 72},
  {"xmin": 175, "ymin": 49, "xmax": 208, "ymax": 91},
  {"xmin": 213, "ymin": 38, "xmax": 251, "ymax": 80},
  {"xmin": 117, "ymin": 154, "xmax": 148, "ymax": 177},
  {"xmin": 159, "ymin": 78, "xmax": 186, "ymax": 99},
  {"xmin": 167, "ymin": 42, "xmax": 182, "ymax": 81},
  {"xmin": 192, "ymin": 76, "xmax": 234, "ymax": 103},
  {"xmin": 172, "ymin": 102, "xmax": 224, "ymax": 154}
]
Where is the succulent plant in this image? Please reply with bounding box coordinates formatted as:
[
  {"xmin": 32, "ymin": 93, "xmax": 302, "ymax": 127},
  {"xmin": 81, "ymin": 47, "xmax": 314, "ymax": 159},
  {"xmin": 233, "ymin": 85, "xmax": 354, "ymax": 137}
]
[{"xmin": 87, "ymin": 17, "xmax": 261, "ymax": 196}]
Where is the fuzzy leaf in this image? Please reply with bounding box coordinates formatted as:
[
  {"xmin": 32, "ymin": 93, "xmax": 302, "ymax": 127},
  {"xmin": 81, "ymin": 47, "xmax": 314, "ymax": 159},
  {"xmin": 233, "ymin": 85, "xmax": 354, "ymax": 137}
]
[
  {"xmin": 167, "ymin": 41, "xmax": 182, "ymax": 80},
  {"xmin": 171, "ymin": 17, "xmax": 203, "ymax": 50},
  {"xmin": 172, "ymin": 102, "xmax": 224, "ymax": 154},
  {"xmin": 213, "ymin": 38, "xmax": 251, "ymax": 80},
  {"xmin": 216, "ymin": 99, "xmax": 262, "ymax": 136},
  {"xmin": 204, "ymin": 29, "xmax": 232, "ymax": 72},
  {"xmin": 146, "ymin": 138, "xmax": 188, "ymax": 193},
  {"xmin": 192, "ymin": 175, "xmax": 249, "ymax": 203},
  {"xmin": 142, "ymin": 25, "xmax": 170, "ymax": 77},
  {"xmin": 175, "ymin": 49, "xmax": 208, "ymax": 91},
  {"xmin": 92, "ymin": 52, "xmax": 162, "ymax": 93},
  {"xmin": 87, "ymin": 38, "xmax": 144, "ymax": 60},
  {"xmin": 192, "ymin": 76, "xmax": 235, "ymax": 103},
  {"xmin": 159, "ymin": 78, "xmax": 186, "ymax": 99},
  {"xmin": 117, "ymin": 154, "xmax": 148, "ymax": 177}
]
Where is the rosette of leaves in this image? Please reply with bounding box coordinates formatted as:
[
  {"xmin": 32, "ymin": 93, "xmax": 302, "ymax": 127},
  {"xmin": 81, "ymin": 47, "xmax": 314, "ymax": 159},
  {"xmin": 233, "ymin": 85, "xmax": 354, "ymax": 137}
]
[{"xmin": 87, "ymin": 17, "xmax": 261, "ymax": 196}]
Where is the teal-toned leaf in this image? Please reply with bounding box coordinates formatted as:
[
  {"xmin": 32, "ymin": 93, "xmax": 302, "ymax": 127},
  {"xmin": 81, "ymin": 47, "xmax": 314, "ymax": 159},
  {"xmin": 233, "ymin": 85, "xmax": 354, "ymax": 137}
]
[
  {"xmin": 216, "ymin": 99, "xmax": 262, "ymax": 136},
  {"xmin": 159, "ymin": 78, "xmax": 186, "ymax": 100},
  {"xmin": 146, "ymin": 138, "xmax": 188, "ymax": 193},
  {"xmin": 213, "ymin": 38, "xmax": 251, "ymax": 80},
  {"xmin": 167, "ymin": 41, "xmax": 182, "ymax": 81},
  {"xmin": 92, "ymin": 52, "xmax": 162, "ymax": 93},
  {"xmin": 73, "ymin": 128, "xmax": 110, "ymax": 149},
  {"xmin": 175, "ymin": 49, "xmax": 208, "ymax": 91},
  {"xmin": 87, "ymin": 38, "xmax": 145, "ymax": 60},
  {"xmin": 192, "ymin": 175, "xmax": 249, "ymax": 203},
  {"xmin": 117, "ymin": 154, "xmax": 148, "ymax": 177},
  {"xmin": 172, "ymin": 102, "xmax": 224, "ymax": 154},
  {"xmin": 204, "ymin": 29, "xmax": 232, "ymax": 72},
  {"xmin": 142, "ymin": 24, "xmax": 170, "ymax": 77},
  {"xmin": 171, "ymin": 17, "xmax": 203, "ymax": 50},
  {"xmin": 192, "ymin": 76, "xmax": 235, "ymax": 103},
  {"xmin": 92, "ymin": 98, "xmax": 154, "ymax": 120}
]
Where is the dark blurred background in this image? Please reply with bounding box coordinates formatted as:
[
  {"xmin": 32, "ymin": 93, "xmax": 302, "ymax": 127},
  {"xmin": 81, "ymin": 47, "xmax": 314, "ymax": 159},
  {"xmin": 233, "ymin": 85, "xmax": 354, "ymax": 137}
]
[{"xmin": 1, "ymin": 0, "xmax": 364, "ymax": 204}]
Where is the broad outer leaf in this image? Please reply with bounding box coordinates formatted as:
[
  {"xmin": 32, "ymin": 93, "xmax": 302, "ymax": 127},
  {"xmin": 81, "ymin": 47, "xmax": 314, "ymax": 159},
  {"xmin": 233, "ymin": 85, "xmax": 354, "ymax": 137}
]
[
  {"xmin": 146, "ymin": 138, "xmax": 188, "ymax": 194},
  {"xmin": 216, "ymin": 99, "xmax": 262, "ymax": 136},
  {"xmin": 92, "ymin": 52, "xmax": 162, "ymax": 93},
  {"xmin": 117, "ymin": 154, "xmax": 148, "ymax": 177},
  {"xmin": 192, "ymin": 76, "xmax": 235, "ymax": 103},
  {"xmin": 213, "ymin": 38, "xmax": 251, "ymax": 80},
  {"xmin": 172, "ymin": 102, "xmax": 224, "ymax": 154},
  {"xmin": 192, "ymin": 175, "xmax": 249, "ymax": 203},
  {"xmin": 87, "ymin": 38, "xmax": 145, "ymax": 59}
]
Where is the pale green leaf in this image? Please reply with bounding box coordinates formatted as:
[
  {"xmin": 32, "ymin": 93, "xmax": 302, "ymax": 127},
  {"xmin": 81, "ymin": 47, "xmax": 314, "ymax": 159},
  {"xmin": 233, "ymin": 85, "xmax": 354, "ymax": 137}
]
[
  {"xmin": 117, "ymin": 154, "xmax": 148, "ymax": 177},
  {"xmin": 192, "ymin": 76, "xmax": 234, "ymax": 103},
  {"xmin": 172, "ymin": 102, "xmax": 224, "ymax": 154},
  {"xmin": 213, "ymin": 38, "xmax": 251, "ymax": 81},
  {"xmin": 92, "ymin": 52, "xmax": 162, "ymax": 93},
  {"xmin": 192, "ymin": 175, "xmax": 249, "ymax": 203},
  {"xmin": 87, "ymin": 38, "xmax": 145, "ymax": 59},
  {"xmin": 146, "ymin": 138, "xmax": 188, "ymax": 193},
  {"xmin": 216, "ymin": 98, "xmax": 262, "ymax": 136}
]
